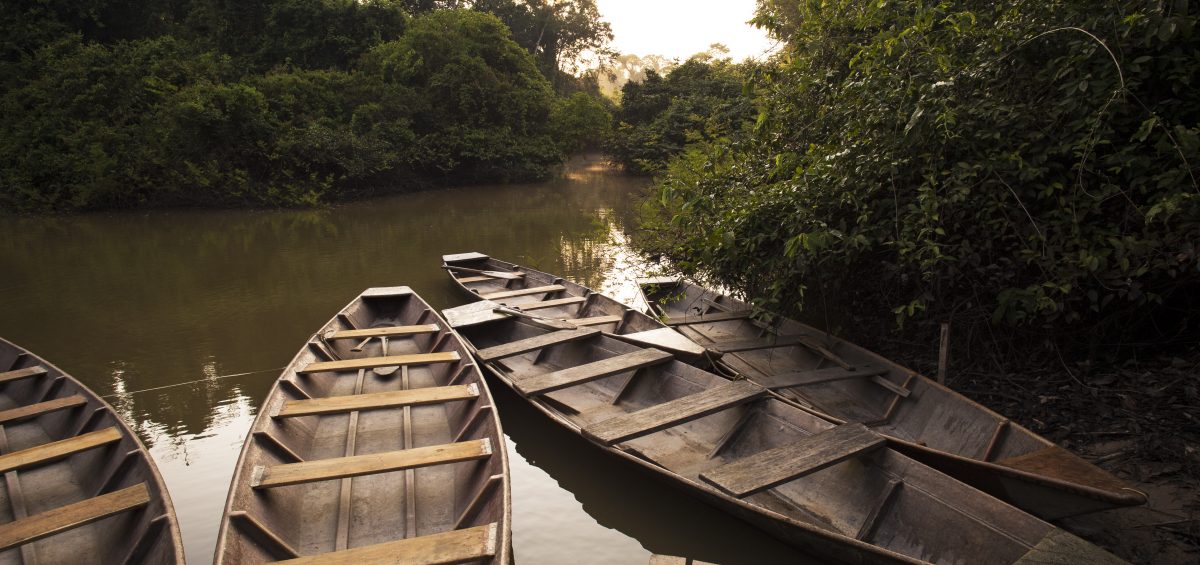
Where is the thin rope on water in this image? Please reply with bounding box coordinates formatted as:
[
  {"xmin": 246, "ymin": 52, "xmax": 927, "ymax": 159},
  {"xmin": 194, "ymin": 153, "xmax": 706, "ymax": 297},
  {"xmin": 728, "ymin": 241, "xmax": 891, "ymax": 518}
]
[{"xmin": 102, "ymin": 366, "xmax": 285, "ymax": 398}]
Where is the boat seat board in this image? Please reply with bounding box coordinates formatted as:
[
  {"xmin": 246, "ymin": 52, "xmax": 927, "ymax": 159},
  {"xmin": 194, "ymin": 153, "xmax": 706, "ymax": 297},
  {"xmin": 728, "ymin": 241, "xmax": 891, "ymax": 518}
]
[
  {"xmin": 480, "ymin": 285, "xmax": 566, "ymax": 300},
  {"xmin": 582, "ymin": 380, "xmax": 767, "ymax": 446},
  {"xmin": 456, "ymin": 276, "xmax": 493, "ymax": 284},
  {"xmin": 764, "ymin": 365, "xmax": 889, "ymax": 389},
  {"xmin": 618, "ymin": 328, "xmax": 707, "ymax": 358},
  {"xmin": 324, "ymin": 325, "xmax": 440, "ymax": 340},
  {"xmin": 571, "ymin": 315, "xmax": 624, "ymax": 327},
  {"xmin": 474, "ymin": 328, "xmax": 600, "ymax": 362},
  {"xmin": 709, "ymin": 335, "xmax": 807, "ymax": 353},
  {"xmin": 0, "ymin": 395, "xmax": 87, "ymax": 425},
  {"xmin": 512, "ymin": 297, "xmax": 587, "ymax": 311},
  {"xmin": 298, "ymin": 351, "xmax": 461, "ymax": 374},
  {"xmin": 0, "ymin": 366, "xmax": 47, "ymax": 384},
  {"xmin": 515, "ymin": 349, "xmax": 674, "ymax": 397},
  {"xmin": 252, "ymin": 438, "xmax": 493, "ymax": 489},
  {"xmin": 0, "ymin": 427, "xmax": 122, "ymax": 474},
  {"xmin": 280, "ymin": 522, "xmax": 499, "ymax": 564},
  {"xmin": 442, "ymin": 252, "xmax": 491, "ymax": 263},
  {"xmin": 664, "ymin": 310, "xmax": 754, "ymax": 326},
  {"xmin": 700, "ymin": 423, "xmax": 886, "ymax": 498},
  {"xmin": 0, "ymin": 482, "xmax": 151, "ymax": 551},
  {"xmin": 276, "ymin": 384, "xmax": 480, "ymax": 418}
]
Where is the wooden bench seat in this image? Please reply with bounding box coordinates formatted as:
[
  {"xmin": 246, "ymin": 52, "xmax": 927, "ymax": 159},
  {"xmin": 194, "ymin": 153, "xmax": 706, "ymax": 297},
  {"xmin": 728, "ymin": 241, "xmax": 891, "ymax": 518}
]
[
  {"xmin": 665, "ymin": 310, "xmax": 753, "ymax": 326},
  {"xmin": 0, "ymin": 366, "xmax": 47, "ymax": 385},
  {"xmin": 0, "ymin": 483, "xmax": 151, "ymax": 551},
  {"xmin": 512, "ymin": 296, "xmax": 587, "ymax": 311},
  {"xmin": 281, "ymin": 522, "xmax": 499, "ymax": 564},
  {"xmin": 570, "ymin": 315, "xmax": 624, "ymax": 327},
  {"xmin": 324, "ymin": 325, "xmax": 440, "ymax": 341},
  {"xmin": 700, "ymin": 423, "xmax": 886, "ymax": 497},
  {"xmin": 709, "ymin": 335, "xmax": 807, "ymax": 353},
  {"xmin": 275, "ymin": 385, "xmax": 479, "ymax": 418},
  {"xmin": 456, "ymin": 276, "xmax": 494, "ymax": 284},
  {"xmin": 514, "ymin": 349, "xmax": 674, "ymax": 397},
  {"xmin": 474, "ymin": 328, "xmax": 600, "ymax": 363},
  {"xmin": 582, "ymin": 380, "xmax": 766, "ymax": 446},
  {"xmin": 298, "ymin": 351, "xmax": 460, "ymax": 374},
  {"xmin": 763, "ymin": 365, "xmax": 888, "ymax": 389},
  {"xmin": 480, "ymin": 285, "xmax": 566, "ymax": 300},
  {"xmin": 252, "ymin": 438, "xmax": 493, "ymax": 489},
  {"xmin": 0, "ymin": 427, "xmax": 122, "ymax": 474},
  {"xmin": 0, "ymin": 395, "xmax": 87, "ymax": 425}
]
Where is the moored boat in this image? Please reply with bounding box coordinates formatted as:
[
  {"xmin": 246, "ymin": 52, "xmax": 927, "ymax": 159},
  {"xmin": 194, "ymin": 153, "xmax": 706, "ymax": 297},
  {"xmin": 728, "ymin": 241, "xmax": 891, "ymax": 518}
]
[
  {"xmin": 0, "ymin": 337, "xmax": 184, "ymax": 564},
  {"xmin": 638, "ymin": 277, "xmax": 1146, "ymax": 519},
  {"xmin": 215, "ymin": 287, "xmax": 510, "ymax": 564},
  {"xmin": 443, "ymin": 301, "xmax": 1127, "ymax": 565}
]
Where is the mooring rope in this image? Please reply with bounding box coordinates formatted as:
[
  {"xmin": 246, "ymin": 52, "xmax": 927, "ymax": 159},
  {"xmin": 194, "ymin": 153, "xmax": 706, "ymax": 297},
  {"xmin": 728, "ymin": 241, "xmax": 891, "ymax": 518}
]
[{"xmin": 101, "ymin": 366, "xmax": 285, "ymax": 398}]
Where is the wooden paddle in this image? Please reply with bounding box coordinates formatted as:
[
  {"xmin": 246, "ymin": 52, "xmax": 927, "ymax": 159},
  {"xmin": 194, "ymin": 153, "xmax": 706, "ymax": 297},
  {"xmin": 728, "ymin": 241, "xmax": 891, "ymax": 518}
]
[{"xmin": 442, "ymin": 265, "xmax": 525, "ymax": 281}]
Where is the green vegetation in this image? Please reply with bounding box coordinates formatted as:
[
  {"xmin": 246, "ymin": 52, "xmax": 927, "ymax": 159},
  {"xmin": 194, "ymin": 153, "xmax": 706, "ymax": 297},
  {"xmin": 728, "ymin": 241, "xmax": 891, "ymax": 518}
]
[{"xmin": 635, "ymin": 1, "xmax": 1200, "ymax": 353}]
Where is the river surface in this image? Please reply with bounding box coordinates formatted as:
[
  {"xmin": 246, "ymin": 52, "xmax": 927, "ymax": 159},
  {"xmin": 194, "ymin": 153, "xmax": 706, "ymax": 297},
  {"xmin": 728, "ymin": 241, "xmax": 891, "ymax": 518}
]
[{"xmin": 0, "ymin": 155, "xmax": 814, "ymax": 563}]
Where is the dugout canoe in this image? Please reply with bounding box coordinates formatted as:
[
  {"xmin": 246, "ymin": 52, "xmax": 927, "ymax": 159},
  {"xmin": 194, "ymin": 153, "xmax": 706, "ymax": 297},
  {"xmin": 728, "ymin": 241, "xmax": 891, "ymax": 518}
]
[
  {"xmin": 0, "ymin": 337, "xmax": 184, "ymax": 564},
  {"xmin": 638, "ymin": 277, "xmax": 1147, "ymax": 519},
  {"xmin": 442, "ymin": 252, "xmax": 709, "ymax": 363},
  {"xmin": 443, "ymin": 302, "xmax": 1126, "ymax": 565},
  {"xmin": 215, "ymin": 287, "xmax": 510, "ymax": 564}
]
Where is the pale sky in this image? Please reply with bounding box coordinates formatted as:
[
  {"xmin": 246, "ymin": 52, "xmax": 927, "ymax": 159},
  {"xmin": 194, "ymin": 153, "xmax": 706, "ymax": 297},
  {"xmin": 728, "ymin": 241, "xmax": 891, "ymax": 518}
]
[{"xmin": 596, "ymin": 0, "xmax": 777, "ymax": 61}]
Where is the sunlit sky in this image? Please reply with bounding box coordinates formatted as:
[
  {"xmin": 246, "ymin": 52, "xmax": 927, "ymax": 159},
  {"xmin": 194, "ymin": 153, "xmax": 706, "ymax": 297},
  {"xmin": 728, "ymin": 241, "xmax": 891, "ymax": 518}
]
[{"xmin": 596, "ymin": 0, "xmax": 777, "ymax": 61}]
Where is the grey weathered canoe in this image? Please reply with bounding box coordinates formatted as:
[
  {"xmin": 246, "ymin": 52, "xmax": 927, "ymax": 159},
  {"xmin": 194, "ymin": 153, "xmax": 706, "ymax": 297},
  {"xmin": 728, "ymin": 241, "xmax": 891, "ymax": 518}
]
[
  {"xmin": 638, "ymin": 277, "xmax": 1147, "ymax": 520},
  {"xmin": 0, "ymin": 337, "xmax": 185, "ymax": 564},
  {"xmin": 443, "ymin": 302, "xmax": 1126, "ymax": 565},
  {"xmin": 442, "ymin": 252, "xmax": 708, "ymax": 362},
  {"xmin": 215, "ymin": 287, "xmax": 510, "ymax": 564}
]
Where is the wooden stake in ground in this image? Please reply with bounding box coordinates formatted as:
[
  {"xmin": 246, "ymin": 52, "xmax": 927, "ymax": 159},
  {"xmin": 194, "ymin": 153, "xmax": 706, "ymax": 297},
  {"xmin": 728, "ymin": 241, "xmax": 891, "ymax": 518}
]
[{"xmin": 938, "ymin": 321, "xmax": 950, "ymax": 385}]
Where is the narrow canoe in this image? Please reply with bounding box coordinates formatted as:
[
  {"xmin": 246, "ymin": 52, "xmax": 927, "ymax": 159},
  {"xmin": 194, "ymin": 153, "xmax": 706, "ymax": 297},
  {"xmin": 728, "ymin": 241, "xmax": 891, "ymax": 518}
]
[
  {"xmin": 638, "ymin": 277, "xmax": 1146, "ymax": 519},
  {"xmin": 443, "ymin": 302, "xmax": 1126, "ymax": 565},
  {"xmin": 0, "ymin": 337, "xmax": 184, "ymax": 564},
  {"xmin": 442, "ymin": 252, "xmax": 709, "ymax": 362},
  {"xmin": 215, "ymin": 287, "xmax": 510, "ymax": 564}
]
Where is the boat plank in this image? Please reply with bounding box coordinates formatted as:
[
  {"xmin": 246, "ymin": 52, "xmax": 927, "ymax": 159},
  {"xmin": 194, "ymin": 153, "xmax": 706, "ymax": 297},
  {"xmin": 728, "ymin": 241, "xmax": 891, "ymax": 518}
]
[
  {"xmin": 764, "ymin": 365, "xmax": 888, "ymax": 389},
  {"xmin": 617, "ymin": 328, "xmax": 708, "ymax": 358},
  {"xmin": 710, "ymin": 335, "xmax": 807, "ymax": 353},
  {"xmin": 513, "ymin": 296, "xmax": 587, "ymax": 311},
  {"xmin": 700, "ymin": 423, "xmax": 886, "ymax": 498},
  {"xmin": 474, "ymin": 328, "xmax": 599, "ymax": 362},
  {"xmin": 481, "ymin": 285, "xmax": 566, "ymax": 300},
  {"xmin": 0, "ymin": 427, "xmax": 122, "ymax": 474},
  {"xmin": 571, "ymin": 315, "xmax": 624, "ymax": 327},
  {"xmin": 0, "ymin": 366, "xmax": 47, "ymax": 385},
  {"xmin": 0, "ymin": 483, "xmax": 150, "ymax": 551},
  {"xmin": 280, "ymin": 522, "xmax": 498, "ymax": 564},
  {"xmin": 298, "ymin": 351, "xmax": 460, "ymax": 374},
  {"xmin": 665, "ymin": 310, "xmax": 753, "ymax": 326},
  {"xmin": 0, "ymin": 395, "xmax": 87, "ymax": 425},
  {"xmin": 515, "ymin": 349, "xmax": 674, "ymax": 396},
  {"xmin": 583, "ymin": 380, "xmax": 766, "ymax": 446},
  {"xmin": 252, "ymin": 438, "xmax": 493, "ymax": 489},
  {"xmin": 277, "ymin": 384, "xmax": 479, "ymax": 418},
  {"xmin": 325, "ymin": 325, "xmax": 440, "ymax": 340}
]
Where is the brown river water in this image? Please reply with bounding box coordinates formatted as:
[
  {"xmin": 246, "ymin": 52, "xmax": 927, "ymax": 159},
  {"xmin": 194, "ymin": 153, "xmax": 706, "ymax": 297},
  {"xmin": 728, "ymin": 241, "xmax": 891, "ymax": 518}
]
[{"xmin": 0, "ymin": 155, "xmax": 814, "ymax": 563}]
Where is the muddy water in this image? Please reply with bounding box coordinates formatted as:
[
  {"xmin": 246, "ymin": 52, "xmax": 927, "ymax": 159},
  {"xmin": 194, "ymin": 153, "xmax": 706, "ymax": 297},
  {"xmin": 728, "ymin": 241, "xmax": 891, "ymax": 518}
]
[{"xmin": 0, "ymin": 156, "xmax": 814, "ymax": 563}]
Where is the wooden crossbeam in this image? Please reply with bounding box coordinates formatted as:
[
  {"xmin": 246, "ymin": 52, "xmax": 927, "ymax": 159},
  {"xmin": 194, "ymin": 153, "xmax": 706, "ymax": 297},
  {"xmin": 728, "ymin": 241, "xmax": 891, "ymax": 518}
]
[
  {"xmin": 480, "ymin": 285, "xmax": 566, "ymax": 300},
  {"xmin": 0, "ymin": 366, "xmax": 47, "ymax": 385},
  {"xmin": 0, "ymin": 395, "xmax": 87, "ymax": 425},
  {"xmin": 710, "ymin": 335, "xmax": 807, "ymax": 353},
  {"xmin": 700, "ymin": 423, "xmax": 886, "ymax": 498},
  {"xmin": 0, "ymin": 428, "xmax": 122, "ymax": 474},
  {"xmin": 511, "ymin": 297, "xmax": 586, "ymax": 311},
  {"xmin": 276, "ymin": 384, "xmax": 479, "ymax": 418},
  {"xmin": 570, "ymin": 315, "xmax": 624, "ymax": 327},
  {"xmin": 298, "ymin": 352, "xmax": 460, "ymax": 374},
  {"xmin": 515, "ymin": 349, "xmax": 674, "ymax": 397},
  {"xmin": 252, "ymin": 438, "xmax": 492, "ymax": 489},
  {"xmin": 665, "ymin": 310, "xmax": 753, "ymax": 326},
  {"xmin": 280, "ymin": 523, "xmax": 499, "ymax": 564},
  {"xmin": 456, "ymin": 276, "xmax": 493, "ymax": 284},
  {"xmin": 0, "ymin": 483, "xmax": 150, "ymax": 551},
  {"xmin": 324, "ymin": 325, "xmax": 440, "ymax": 341},
  {"xmin": 764, "ymin": 365, "xmax": 888, "ymax": 389},
  {"xmin": 582, "ymin": 380, "xmax": 766, "ymax": 446},
  {"xmin": 474, "ymin": 328, "xmax": 600, "ymax": 363}
]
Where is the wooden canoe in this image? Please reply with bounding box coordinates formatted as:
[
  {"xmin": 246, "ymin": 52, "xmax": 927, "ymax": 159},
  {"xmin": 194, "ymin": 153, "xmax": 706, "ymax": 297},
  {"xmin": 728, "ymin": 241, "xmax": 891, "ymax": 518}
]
[
  {"xmin": 0, "ymin": 337, "xmax": 184, "ymax": 563},
  {"xmin": 215, "ymin": 287, "xmax": 510, "ymax": 564},
  {"xmin": 443, "ymin": 302, "xmax": 1127, "ymax": 565},
  {"xmin": 442, "ymin": 252, "xmax": 709, "ymax": 362},
  {"xmin": 638, "ymin": 277, "xmax": 1147, "ymax": 519}
]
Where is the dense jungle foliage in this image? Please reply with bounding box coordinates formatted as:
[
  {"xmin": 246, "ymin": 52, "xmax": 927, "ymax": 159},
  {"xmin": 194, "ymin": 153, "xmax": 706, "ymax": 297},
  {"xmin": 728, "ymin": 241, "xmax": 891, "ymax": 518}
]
[
  {"xmin": 0, "ymin": 0, "xmax": 613, "ymax": 211},
  {"xmin": 635, "ymin": 1, "xmax": 1200, "ymax": 355}
]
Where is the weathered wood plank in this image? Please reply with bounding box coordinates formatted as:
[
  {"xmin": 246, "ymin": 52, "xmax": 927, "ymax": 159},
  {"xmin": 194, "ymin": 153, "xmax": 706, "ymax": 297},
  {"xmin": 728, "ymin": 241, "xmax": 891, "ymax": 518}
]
[
  {"xmin": 442, "ymin": 252, "xmax": 490, "ymax": 263},
  {"xmin": 710, "ymin": 335, "xmax": 807, "ymax": 353},
  {"xmin": 281, "ymin": 522, "xmax": 499, "ymax": 564},
  {"xmin": 298, "ymin": 351, "xmax": 460, "ymax": 374},
  {"xmin": 512, "ymin": 296, "xmax": 587, "ymax": 311},
  {"xmin": 665, "ymin": 310, "xmax": 753, "ymax": 326},
  {"xmin": 700, "ymin": 423, "xmax": 886, "ymax": 498},
  {"xmin": 324, "ymin": 325, "xmax": 440, "ymax": 341},
  {"xmin": 515, "ymin": 349, "xmax": 674, "ymax": 397},
  {"xmin": 570, "ymin": 315, "xmax": 624, "ymax": 327},
  {"xmin": 474, "ymin": 328, "xmax": 599, "ymax": 363},
  {"xmin": 455, "ymin": 276, "xmax": 493, "ymax": 284},
  {"xmin": 480, "ymin": 285, "xmax": 566, "ymax": 300},
  {"xmin": 276, "ymin": 384, "xmax": 479, "ymax": 418},
  {"xmin": 0, "ymin": 366, "xmax": 47, "ymax": 385},
  {"xmin": 0, "ymin": 395, "xmax": 87, "ymax": 425},
  {"xmin": 0, "ymin": 483, "xmax": 150, "ymax": 551},
  {"xmin": 763, "ymin": 365, "xmax": 888, "ymax": 389},
  {"xmin": 445, "ymin": 265, "xmax": 525, "ymax": 280},
  {"xmin": 617, "ymin": 328, "xmax": 708, "ymax": 358},
  {"xmin": 583, "ymin": 380, "xmax": 766, "ymax": 446},
  {"xmin": 0, "ymin": 427, "xmax": 122, "ymax": 474},
  {"xmin": 252, "ymin": 438, "xmax": 493, "ymax": 489}
]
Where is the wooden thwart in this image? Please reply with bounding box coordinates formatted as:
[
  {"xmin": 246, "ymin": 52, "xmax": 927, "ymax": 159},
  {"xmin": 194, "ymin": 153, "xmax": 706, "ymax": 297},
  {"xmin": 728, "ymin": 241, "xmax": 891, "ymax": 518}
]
[
  {"xmin": 700, "ymin": 423, "xmax": 886, "ymax": 498},
  {"xmin": 583, "ymin": 380, "xmax": 766, "ymax": 446},
  {"xmin": 710, "ymin": 335, "xmax": 807, "ymax": 353},
  {"xmin": 474, "ymin": 328, "xmax": 600, "ymax": 362},
  {"xmin": 252, "ymin": 438, "xmax": 492, "ymax": 489},
  {"xmin": 515, "ymin": 349, "xmax": 674, "ymax": 397},
  {"xmin": 0, "ymin": 483, "xmax": 151, "ymax": 551},
  {"xmin": 764, "ymin": 365, "xmax": 888, "ymax": 389},
  {"xmin": 280, "ymin": 522, "xmax": 499, "ymax": 565},
  {"xmin": 480, "ymin": 285, "xmax": 566, "ymax": 300},
  {"xmin": 0, "ymin": 395, "xmax": 87, "ymax": 425},
  {"xmin": 276, "ymin": 384, "xmax": 480, "ymax": 418},
  {"xmin": 571, "ymin": 315, "xmax": 624, "ymax": 327},
  {"xmin": 0, "ymin": 366, "xmax": 47, "ymax": 384},
  {"xmin": 514, "ymin": 296, "xmax": 587, "ymax": 311},
  {"xmin": 298, "ymin": 351, "xmax": 460, "ymax": 374},
  {"xmin": 0, "ymin": 427, "xmax": 122, "ymax": 474},
  {"xmin": 665, "ymin": 310, "xmax": 753, "ymax": 326},
  {"xmin": 324, "ymin": 325, "xmax": 440, "ymax": 341}
]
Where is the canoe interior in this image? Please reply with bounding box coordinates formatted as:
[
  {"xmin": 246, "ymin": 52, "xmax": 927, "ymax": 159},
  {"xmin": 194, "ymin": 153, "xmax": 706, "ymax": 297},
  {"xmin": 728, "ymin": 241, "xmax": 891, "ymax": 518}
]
[
  {"xmin": 0, "ymin": 339, "xmax": 183, "ymax": 564},
  {"xmin": 216, "ymin": 288, "xmax": 509, "ymax": 564},
  {"xmin": 639, "ymin": 279, "xmax": 1144, "ymax": 517},
  {"xmin": 451, "ymin": 317, "xmax": 1106, "ymax": 565}
]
